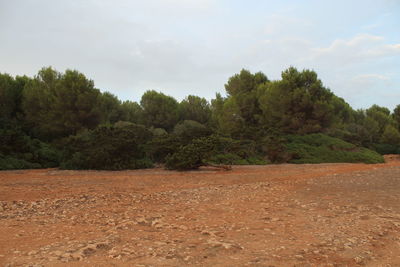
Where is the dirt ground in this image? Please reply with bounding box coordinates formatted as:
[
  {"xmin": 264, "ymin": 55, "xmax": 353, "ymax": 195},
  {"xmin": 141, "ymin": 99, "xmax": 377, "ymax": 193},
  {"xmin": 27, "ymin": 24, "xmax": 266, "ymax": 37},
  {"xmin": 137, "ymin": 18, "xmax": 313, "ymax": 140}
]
[{"xmin": 1, "ymin": 156, "xmax": 400, "ymax": 267}]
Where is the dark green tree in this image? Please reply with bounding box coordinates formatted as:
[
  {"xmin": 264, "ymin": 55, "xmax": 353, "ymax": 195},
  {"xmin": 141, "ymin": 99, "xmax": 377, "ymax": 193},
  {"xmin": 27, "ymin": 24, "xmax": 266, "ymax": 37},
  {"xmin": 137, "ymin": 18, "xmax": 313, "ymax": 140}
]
[
  {"xmin": 380, "ymin": 125, "xmax": 400, "ymax": 145},
  {"xmin": 22, "ymin": 67, "xmax": 102, "ymax": 140},
  {"xmin": 96, "ymin": 92, "xmax": 124, "ymax": 124},
  {"xmin": 392, "ymin": 104, "xmax": 400, "ymax": 129},
  {"xmin": 120, "ymin": 100, "xmax": 143, "ymax": 124},
  {"xmin": 179, "ymin": 95, "xmax": 211, "ymax": 124},
  {"xmin": 258, "ymin": 67, "xmax": 335, "ymax": 134},
  {"xmin": 215, "ymin": 69, "xmax": 269, "ymax": 138},
  {"xmin": 61, "ymin": 123, "xmax": 153, "ymax": 170},
  {"xmin": 0, "ymin": 73, "xmax": 30, "ymax": 122},
  {"xmin": 140, "ymin": 90, "xmax": 179, "ymax": 131}
]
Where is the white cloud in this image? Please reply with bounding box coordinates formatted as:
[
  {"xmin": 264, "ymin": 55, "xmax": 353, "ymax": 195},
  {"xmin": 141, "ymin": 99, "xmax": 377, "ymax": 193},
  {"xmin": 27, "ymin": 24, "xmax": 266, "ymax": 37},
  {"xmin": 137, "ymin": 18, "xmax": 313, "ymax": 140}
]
[
  {"xmin": 311, "ymin": 34, "xmax": 400, "ymax": 66},
  {"xmin": 0, "ymin": 1, "xmax": 399, "ymax": 109}
]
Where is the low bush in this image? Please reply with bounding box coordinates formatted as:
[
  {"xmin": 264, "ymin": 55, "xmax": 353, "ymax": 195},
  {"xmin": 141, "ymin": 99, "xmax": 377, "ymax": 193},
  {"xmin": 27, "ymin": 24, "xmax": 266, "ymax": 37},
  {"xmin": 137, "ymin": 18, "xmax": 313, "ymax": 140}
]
[
  {"xmin": 0, "ymin": 121, "xmax": 60, "ymax": 170},
  {"xmin": 165, "ymin": 135, "xmax": 267, "ymax": 170},
  {"xmin": 61, "ymin": 123, "xmax": 153, "ymax": 170},
  {"xmin": 284, "ymin": 134, "xmax": 384, "ymax": 164},
  {"xmin": 370, "ymin": 143, "xmax": 400, "ymax": 155}
]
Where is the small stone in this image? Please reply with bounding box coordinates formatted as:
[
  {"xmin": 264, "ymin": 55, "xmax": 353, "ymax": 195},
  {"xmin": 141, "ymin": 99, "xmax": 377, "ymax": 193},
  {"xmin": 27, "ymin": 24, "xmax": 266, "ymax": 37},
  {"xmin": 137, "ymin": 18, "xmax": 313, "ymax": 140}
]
[
  {"xmin": 354, "ymin": 256, "xmax": 364, "ymax": 264},
  {"xmin": 53, "ymin": 250, "xmax": 63, "ymax": 257},
  {"xmin": 295, "ymin": 254, "xmax": 304, "ymax": 260},
  {"xmin": 28, "ymin": 250, "xmax": 38, "ymax": 256},
  {"xmin": 71, "ymin": 252, "xmax": 84, "ymax": 261},
  {"xmin": 62, "ymin": 252, "xmax": 71, "ymax": 259}
]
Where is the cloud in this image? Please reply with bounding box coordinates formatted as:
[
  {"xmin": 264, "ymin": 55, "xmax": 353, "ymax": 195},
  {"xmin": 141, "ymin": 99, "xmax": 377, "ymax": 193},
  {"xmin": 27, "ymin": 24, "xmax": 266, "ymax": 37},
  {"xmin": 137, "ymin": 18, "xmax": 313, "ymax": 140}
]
[
  {"xmin": 0, "ymin": 1, "xmax": 399, "ymax": 109},
  {"xmin": 312, "ymin": 34, "xmax": 400, "ymax": 66},
  {"xmin": 352, "ymin": 74, "xmax": 390, "ymax": 81}
]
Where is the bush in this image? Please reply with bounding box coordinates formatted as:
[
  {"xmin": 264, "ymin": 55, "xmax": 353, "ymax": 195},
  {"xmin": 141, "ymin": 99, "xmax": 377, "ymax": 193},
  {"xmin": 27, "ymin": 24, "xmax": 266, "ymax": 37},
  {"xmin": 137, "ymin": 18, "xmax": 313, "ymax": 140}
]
[
  {"xmin": 0, "ymin": 121, "xmax": 60, "ymax": 170},
  {"xmin": 165, "ymin": 135, "xmax": 267, "ymax": 170},
  {"xmin": 284, "ymin": 134, "xmax": 384, "ymax": 164},
  {"xmin": 165, "ymin": 143, "xmax": 204, "ymax": 170},
  {"xmin": 370, "ymin": 143, "xmax": 400, "ymax": 155},
  {"xmin": 208, "ymin": 153, "xmax": 267, "ymax": 165},
  {"xmin": 0, "ymin": 154, "xmax": 41, "ymax": 170},
  {"xmin": 173, "ymin": 120, "xmax": 212, "ymax": 142},
  {"xmin": 61, "ymin": 123, "xmax": 153, "ymax": 170},
  {"xmin": 146, "ymin": 135, "xmax": 182, "ymax": 163}
]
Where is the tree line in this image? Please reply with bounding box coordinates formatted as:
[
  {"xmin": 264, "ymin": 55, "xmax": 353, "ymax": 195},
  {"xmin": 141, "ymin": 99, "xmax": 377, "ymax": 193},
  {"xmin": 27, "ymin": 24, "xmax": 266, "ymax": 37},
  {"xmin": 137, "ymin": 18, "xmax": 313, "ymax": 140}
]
[{"xmin": 1, "ymin": 67, "xmax": 399, "ymax": 170}]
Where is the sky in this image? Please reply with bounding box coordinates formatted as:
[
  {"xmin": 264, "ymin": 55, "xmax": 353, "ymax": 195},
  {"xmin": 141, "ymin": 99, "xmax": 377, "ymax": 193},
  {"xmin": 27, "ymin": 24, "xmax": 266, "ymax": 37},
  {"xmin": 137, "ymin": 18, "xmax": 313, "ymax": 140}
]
[{"xmin": 0, "ymin": 0, "xmax": 399, "ymax": 110}]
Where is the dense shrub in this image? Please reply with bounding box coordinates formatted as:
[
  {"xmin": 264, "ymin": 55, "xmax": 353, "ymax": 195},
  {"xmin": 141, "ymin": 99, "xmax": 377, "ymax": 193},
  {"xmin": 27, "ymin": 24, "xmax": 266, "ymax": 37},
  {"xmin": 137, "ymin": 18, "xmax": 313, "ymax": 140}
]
[
  {"xmin": 173, "ymin": 120, "xmax": 212, "ymax": 143},
  {"xmin": 208, "ymin": 153, "xmax": 266, "ymax": 165},
  {"xmin": 61, "ymin": 123, "xmax": 153, "ymax": 170},
  {"xmin": 0, "ymin": 121, "xmax": 60, "ymax": 170},
  {"xmin": 283, "ymin": 134, "xmax": 384, "ymax": 164},
  {"xmin": 165, "ymin": 135, "xmax": 267, "ymax": 170},
  {"xmin": 146, "ymin": 135, "xmax": 182, "ymax": 163},
  {"xmin": 370, "ymin": 143, "xmax": 400, "ymax": 155},
  {"xmin": 0, "ymin": 154, "xmax": 41, "ymax": 170}
]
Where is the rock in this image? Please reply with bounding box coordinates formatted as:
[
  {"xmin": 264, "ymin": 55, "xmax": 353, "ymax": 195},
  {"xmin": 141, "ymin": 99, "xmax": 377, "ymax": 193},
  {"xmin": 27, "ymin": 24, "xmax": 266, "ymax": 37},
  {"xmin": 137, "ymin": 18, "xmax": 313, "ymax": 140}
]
[
  {"xmin": 52, "ymin": 250, "xmax": 63, "ymax": 257},
  {"xmin": 28, "ymin": 250, "xmax": 39, "ymax": 256},
  {"xmin": 295, "ymin": 254, "xmax": 304, "ymax": 260},
  {"xmin": 354, "ymin": 256, "xmax": 365, "ymax": 264},
  {"xmin": 71, "ymin": 252, "xmax": 84, "ymax": 261},
  {"xmin": 207, "ymin": 239, "xmax": 243, "ymax": 250}
]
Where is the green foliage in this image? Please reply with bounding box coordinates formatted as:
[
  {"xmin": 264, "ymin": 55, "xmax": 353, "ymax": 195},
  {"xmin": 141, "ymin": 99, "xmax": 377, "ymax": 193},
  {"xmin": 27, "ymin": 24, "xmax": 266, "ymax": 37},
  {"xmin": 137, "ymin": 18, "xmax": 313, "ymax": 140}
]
[
  {"xmin": 61, "ymin": 123, "xmax": 153, "ymax": 170},
  {"xmin": 1, "ymin": 67, "xmax": 397, "ymax": 171},
  {"xmin": 120, "ymin": 101, "xmax": 143, "ymax": 123},
  {"xmin": 261, "ymin": 133, "xmax": 292, "ymax": 163},
  {"xmin": 96, "ymin": 92, "xmax": 125, "ymax": 124},
  {"xmin": 165, "ymin": 143, "xmax": 206, "ymax": 170},
  {"xmin": 208, "ymin": 153, "xmax": 266, "ymax": 165},
  {"xmin": 165, "ymin": 135, "xmax": 266, "ymax": 170},
  {"xmin": 210, "ymin": 93, "xmax": 225, "ymax": 129},
  {"xmin": 140, "ymin": 90, "xmax": 179, "ymax": 131},
  {"xmin": 393, "ymin": 105, "xmax": 400, "ymax": 129},
  {"xmin": 284, "ymin": 134, "xmax": 384, "ymax": 164},
  {"xmin": 0, "ymin": 73, "xmax": 29, "ymax": 122},
  {"xmin": 258, "ymin": 67, "xmax": 335, "ymax": 134},
  {"xmin": 173, "ymin": 120, "xmax": 212, "ymax": 142},
  {"xmin": 217, "ymin": 69, "xmax": 268, "ymax": 138},
  {"xmin": 380, "ymin": 125, "xmax": 400, "ymax": 145},
  {"xmin": 179, "ymin": 95, "xmax": 211, "ymax": 124},
  {"xmin": 0, "ymin": 121, "xmax": 60, "ymax": 170},
  {"xmin": 146, "ymin": 134, "xmax": 181, "ymax": 163},
  {"xmin": 22, "ymin": 67, "xmax": 102, "ymax": 140},
  {"xmin": 0, "ymin": 155, "xmax": 41, "ymax": 170},
  {"xmin": 371, "ymin": 143, "xmax": 400, "ymax": 155}
]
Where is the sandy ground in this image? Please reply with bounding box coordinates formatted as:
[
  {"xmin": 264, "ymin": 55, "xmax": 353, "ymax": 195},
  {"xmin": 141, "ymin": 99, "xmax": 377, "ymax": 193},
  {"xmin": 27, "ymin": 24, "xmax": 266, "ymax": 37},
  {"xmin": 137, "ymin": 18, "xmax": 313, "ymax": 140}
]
[{"xmin": 1, "ymin": 156, "xmax": 400, "ymax": 267}]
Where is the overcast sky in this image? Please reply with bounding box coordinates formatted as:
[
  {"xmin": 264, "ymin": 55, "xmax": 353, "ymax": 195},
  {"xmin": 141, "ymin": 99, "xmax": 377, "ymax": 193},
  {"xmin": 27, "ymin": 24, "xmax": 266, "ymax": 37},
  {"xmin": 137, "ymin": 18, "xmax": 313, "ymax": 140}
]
[{"xmin": 1, "ymin": 0, "xmax": 399, "ymax": 110}]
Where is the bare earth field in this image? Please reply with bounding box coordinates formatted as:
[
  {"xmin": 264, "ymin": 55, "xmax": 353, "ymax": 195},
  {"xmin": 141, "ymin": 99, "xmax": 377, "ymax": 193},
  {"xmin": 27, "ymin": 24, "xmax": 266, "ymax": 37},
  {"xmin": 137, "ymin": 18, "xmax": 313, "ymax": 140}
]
[{"xmin": 1, "ymin": 157, "xmax": 400, "ymax": 267}]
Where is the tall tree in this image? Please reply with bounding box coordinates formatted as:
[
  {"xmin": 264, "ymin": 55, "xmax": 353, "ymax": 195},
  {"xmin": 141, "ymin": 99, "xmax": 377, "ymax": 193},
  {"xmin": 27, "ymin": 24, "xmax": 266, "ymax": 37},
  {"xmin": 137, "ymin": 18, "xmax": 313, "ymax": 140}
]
[
  {"xmin": 179, "ymin": 95, "xmax": 211, "ymax": 124},
  {"xmin": 120, "ymin": 100, "xmax": 143, "ymax": 124},
  {"xmin": 0, "ymin": 74, "xmax": 30, "ymax": 122},
  {"xmin": 22, "ymin": 67, "xmax": 101, "ymax": 140},
  {"xmin": 215, "ymin": 69, "xmax": 269, "ymax": 138},
  {"xmin": 140, "ymin": 90, "xmax": 179, "ymax": 131},
  {"xmin": 96, "ymin": 92, "xmax": 124, "ymax": 124},
  {"xmin": 258, "ymin": 67, "xmax": 335, "ymax": 134},
  {"xmin": 393, "ymin": 104, "xmax": 400, "ymax": 129}
]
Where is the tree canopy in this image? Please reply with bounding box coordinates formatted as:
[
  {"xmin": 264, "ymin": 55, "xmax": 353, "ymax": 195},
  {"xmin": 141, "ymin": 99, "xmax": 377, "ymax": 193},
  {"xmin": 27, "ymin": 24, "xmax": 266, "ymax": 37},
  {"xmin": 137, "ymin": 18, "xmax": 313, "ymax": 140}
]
[{"xmin": 1, "ymin": 66, "xmax": 398, "ymax": 170}]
